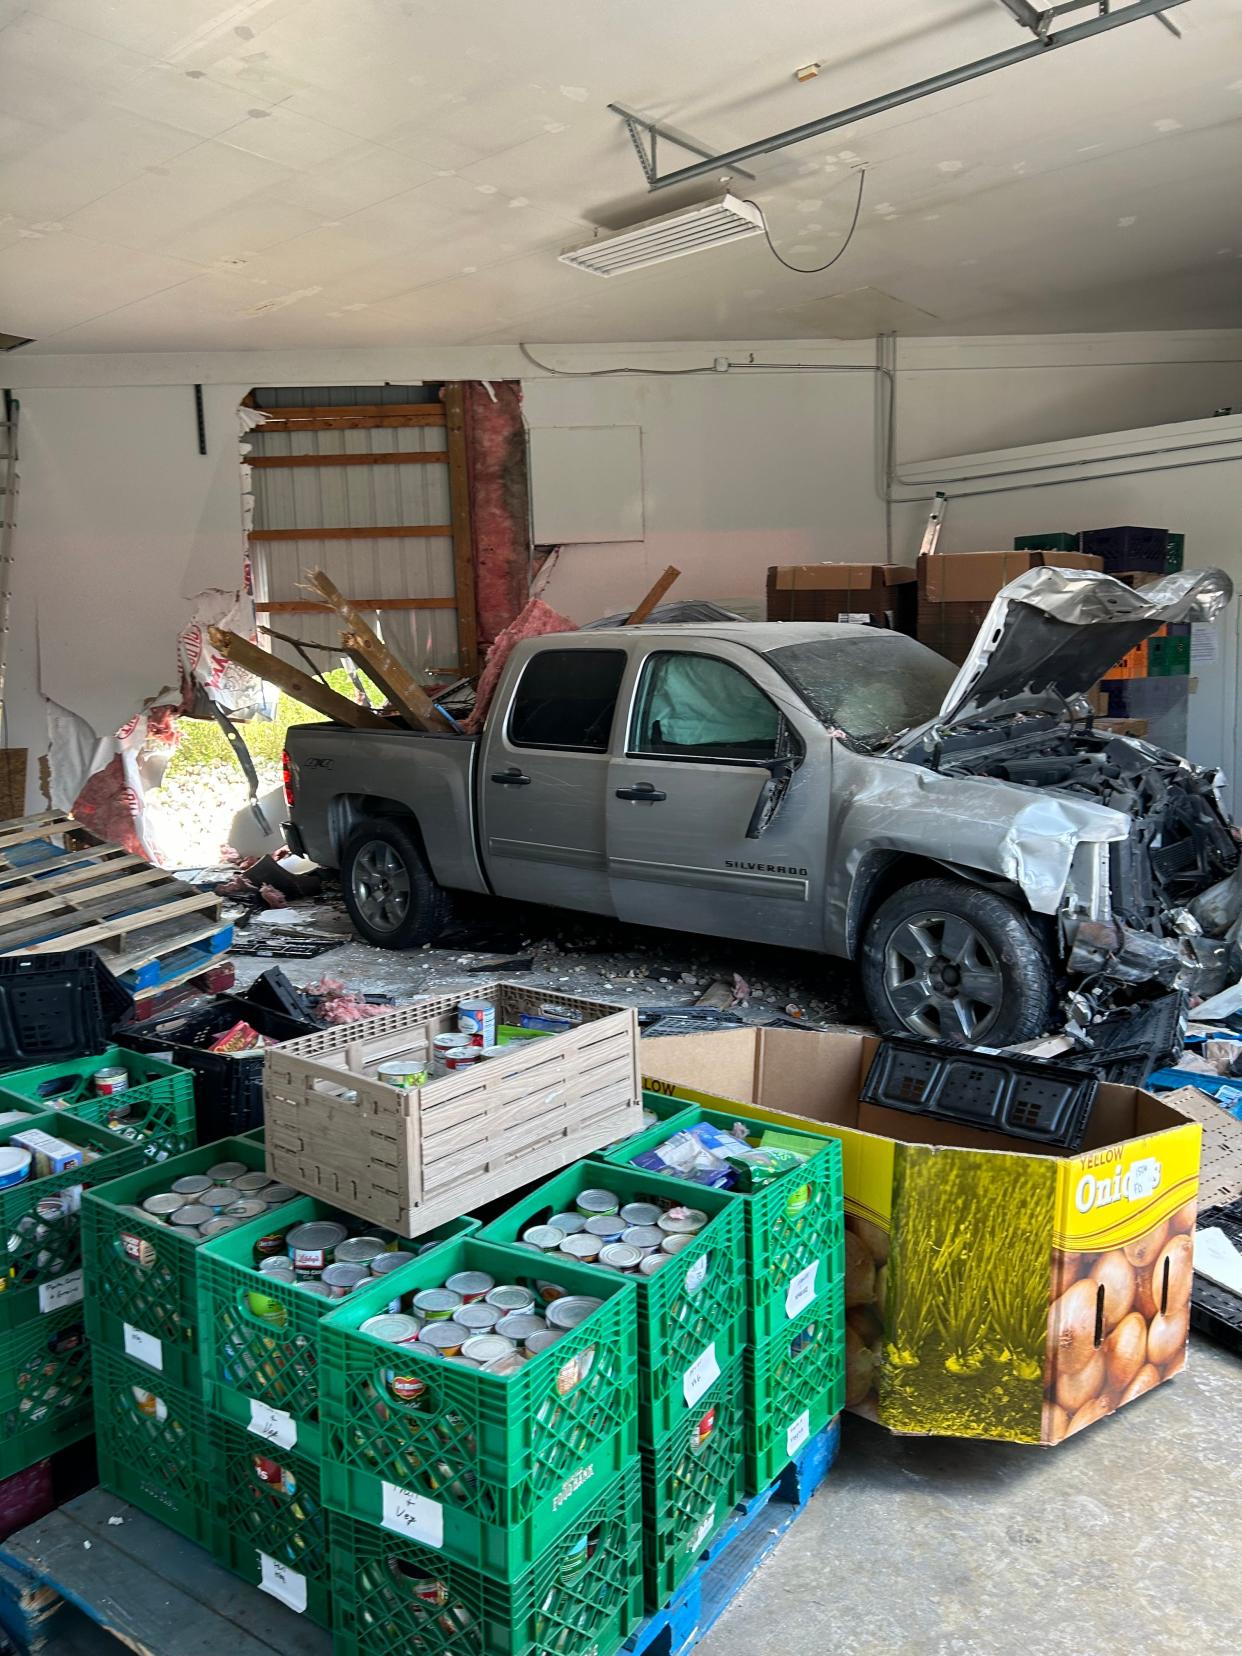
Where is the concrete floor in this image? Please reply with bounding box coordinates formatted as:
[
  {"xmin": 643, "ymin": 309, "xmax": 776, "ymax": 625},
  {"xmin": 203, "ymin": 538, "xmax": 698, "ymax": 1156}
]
[{"xmin": 700, "ymin": 1341, "xmax": 1242, "ymax": 1656}]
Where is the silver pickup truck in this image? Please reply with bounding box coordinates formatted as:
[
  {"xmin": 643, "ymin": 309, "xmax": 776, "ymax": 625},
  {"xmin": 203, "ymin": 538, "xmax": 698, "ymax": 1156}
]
[{"xmin": 283, "ymin": 567, "xmax": 1235, "ymax": 1046}]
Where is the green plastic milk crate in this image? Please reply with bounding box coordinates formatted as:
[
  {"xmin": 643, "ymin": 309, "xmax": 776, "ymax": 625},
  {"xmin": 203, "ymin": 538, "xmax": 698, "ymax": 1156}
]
[
  {"xmin": 331, "ymin": 1459, "xmax": 643, "ymax": 1656},
  {"xmin": 208, "ymin": 1410, "xmax": 333, "ymax": 1630},
  {"xmin": 0, "ymin": 1046, "xmax": 196, "ymax": 1163},
  {"xmin": 0, "ymin": 1110, "xmax": 147, "ymax": 1332},
  {"xmin": 478, "ymin": 1161, "xmax": 746, "ymax": 1441},
  {"xmin": 604, "ymin": 1100, "xmax": 845, "ymax": 1344},
  {"xmin": 82, "ymin": 1135, "xmax": 300, "ymax": 1392},
  {"xmin": 197, "ymin": 1197, "xmax": 476, "ymax": 1458},
  {"xmin": 92, "ymin": 1341, "xmax": 215, "ymax": 1548},
  {"xmin": 319, "ymin": 1237, "xmax": 638, "ymax": 1580},
  {"xmin": 744, "ymin": 1286, "xmax": 846, "ymax": 1495},
  {"xmin": 0, "ymin": 1302, "xmax": 92, "ymax": 1479},
  {"xmin": 641, "ymin": 1352, "xmax": 744, "ymax": 1612}
]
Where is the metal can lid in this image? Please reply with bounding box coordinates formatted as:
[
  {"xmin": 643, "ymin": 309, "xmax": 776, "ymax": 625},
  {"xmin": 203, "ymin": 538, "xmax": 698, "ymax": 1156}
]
[
  {"xmin": 661, "ymin": 1231, "xmax": 698, "ymax": 1256},
  {"xmin": 456, "ymin": 997, "xmax": 495, "ymax": 1017},
  {"xmin": 560, "ymin": 1234, "xmax": 602, "ymax": 1261},
  {"xmin": 259, "ymin": 1257, "xmax": 297, "ymax": 1278},
  {"xmin": 376, "ymin": 1061, "xmax": 430, "ymax": 1086},
  {"xmin": 413, "ymin": 1287, "xmax": 463, "ymax": 1316},
  {"xmin": 198, "ymin": 1216, "xmax": 244, "ymax": 1239},
  {"xmin": 94, "ymin": 1065, "xmax": 129, "ymax": 1083},
  {"xmin": 546, "ymin": 1211, "xmax": 586, "ymax": 1236},
  {"xmin": 546, "ymin": 1295, "xmax": 603, "ymax": 1331},
  {"xmin": 658, "ymin": 1208, "xmax": 708, "ymax": 1234},
  {"xmin": 445, "ymin": 1353, "xmax": 483, "ymax": 1368},
  {"xmin": 322, "ymin": 1262, "xmax": 370, "ymax": 1289},
  {"xmin": 477, "ymin": 1045, "xmax": 509, "ymax": 1059},
  {"xmin": 521, "ymin": 1225, "xmax": 566, "ymax": 1251},
  {"xmin": 262, "ymin": 1185, "xmax": 299, "ymax": 1205},
  {"xmin": 457, "ymin": 1302, "xmax": 502, "ymax": 1330},
  {"xmin": 169, "ymin": 1203, "xmax": 213, "ymax": 1226},
  {"xmin": 460, "ymin": 1334, "xmax": 515, "ymax": 1363},
  {"xmin": 584, "ymin": 1215, "xmax": 625, "ymax": 1240},
  {"xmin": 142, "ymin": 1192, "xmax": 186, "ymax": 1215},
  {"xmin": 206, "ymin": 1161, "xmax": 248, "ymax": 1181},
  {"xmin": 225, "ymin": 1198, "xmax": 268, "ymax": 1220},
  {"xmin": 231, "ymin": 1171, "xmax": 272, "ymax": 1194},
  {"xmin": 445, "ymin": 1271, "xmax": 495, "ymax": 1299},
  {"xmin": 598, "ymin": 1243, "xmax": 641, "ymax": 1271},
  {"xmin": 286, "ymin": 1222, "xmax": 349, "ymax": 1252},
  {"xmin": 369, "ymin": 1251, "xmax": 415, "ymax": 1277},
  {"xmin": 525, "ymin": 1328, "xmax": 563, "ymax": 1354},
  {"xmin": 298, "ymin": 1280, "xmax": 336, "ymax": 1299},
  {"xmin": 201, "ymin": 1187, "xmax": 241, "ymax": 1211},
  {"xmin": 494, "ymin": 1312, "xmax": 546, "ymax": 1340},
  {"xmin": 639, "ymin": 1254, "xmax": 670, "ymax": 1276},
  {"xmin": 485, "ymin": 1285, "xmax": 535, "ymax": 1312},
  {"xmin": 622, "ymin": 1225, "xmax": 665, "ymax": 1252},
  {"xmin": 361, "ymin": 1313, "xmax": 422, "ymax": 1344},
  {"xmin": 480, "ymin": 1351, "xmax": 527, "ymax": 1376},
  {"xmin": 335, "ymin": 1236, "xmax": 389, "ymax": 1265},
  {"xmin": 575, "ymin": 1188, "xmax": 619, "ymax": 1216},
  {"xmin": 171, "ymin": 1175, "xmax": 212, "ymax": 1196},
  {"xmin": 442, "ymin": 1047, "xmax": 481, "ymax": 1068},
  {"xmin": 418, "ymin": 1322, "xmax": 467, "ymax": 1352},
  {"xmin": 619, "ymin": 1201, "xmax": 663, "ymax": 1227}
]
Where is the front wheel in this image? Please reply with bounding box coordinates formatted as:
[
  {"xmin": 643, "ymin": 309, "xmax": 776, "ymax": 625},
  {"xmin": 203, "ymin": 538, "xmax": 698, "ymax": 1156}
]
[
  {"xmin": 859, "ymin": 876, "xmax": 1057, "ymax": 1045},
  {"xmin": 340, "ymin": 818, "xmax": 451, "ymax": 950}
]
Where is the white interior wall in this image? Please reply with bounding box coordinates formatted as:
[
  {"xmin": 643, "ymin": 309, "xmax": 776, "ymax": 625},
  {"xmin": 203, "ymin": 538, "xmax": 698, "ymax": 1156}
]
[{"xmin": 4, "ymin": 330, "xmax": 1239, "ymax": 812}]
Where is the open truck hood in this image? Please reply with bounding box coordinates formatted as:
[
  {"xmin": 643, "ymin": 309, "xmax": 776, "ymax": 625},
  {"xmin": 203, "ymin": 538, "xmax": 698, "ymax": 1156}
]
[{"xmin": 930, "ymin": 565, "xmax": 1232, "ymax": 729}]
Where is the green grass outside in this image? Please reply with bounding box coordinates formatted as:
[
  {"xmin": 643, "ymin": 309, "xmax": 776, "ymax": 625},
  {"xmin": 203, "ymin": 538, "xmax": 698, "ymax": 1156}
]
[{"xmin": 166, "ymin": 669, "xmax": 378, "ymax": 778}]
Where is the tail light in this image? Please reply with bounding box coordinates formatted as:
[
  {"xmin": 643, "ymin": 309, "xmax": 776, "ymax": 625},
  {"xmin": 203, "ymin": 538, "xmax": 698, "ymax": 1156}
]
[{"xmin": 281, "ymin": 750, "xmax": 295, "ymax": 809}]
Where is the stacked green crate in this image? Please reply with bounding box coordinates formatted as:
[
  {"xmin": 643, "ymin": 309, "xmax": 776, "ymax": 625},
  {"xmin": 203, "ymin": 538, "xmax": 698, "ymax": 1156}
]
[
  {"xmin": 0, "ymin": 1047, "xmax": 195, "ymax": 1163},
  {"xmin": 0, "ymin": 1303, "xmax": 92, "ymax": 1476}
]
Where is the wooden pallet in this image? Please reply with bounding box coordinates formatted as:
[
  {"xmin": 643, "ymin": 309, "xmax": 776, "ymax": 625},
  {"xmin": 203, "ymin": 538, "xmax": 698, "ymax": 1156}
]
[{"xmin": 0, "ymin": 813, "xmax": 232, "ymax": 991}]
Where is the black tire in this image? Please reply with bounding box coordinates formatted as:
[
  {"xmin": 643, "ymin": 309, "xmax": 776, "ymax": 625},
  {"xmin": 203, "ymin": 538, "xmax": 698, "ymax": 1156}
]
[
  {"xmin": 340, "ymin": 818, "xmax": 452, "ymax": 950},
  {"xmin": 859, "ymin": 876, "xmax": 1057, "ymax": 1045}
]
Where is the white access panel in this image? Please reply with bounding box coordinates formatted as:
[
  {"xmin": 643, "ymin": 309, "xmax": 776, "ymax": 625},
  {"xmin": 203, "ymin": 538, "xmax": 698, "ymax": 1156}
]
[{"xmin": 528, "ymin": 425, "xmax": 644, "ymax": 544}]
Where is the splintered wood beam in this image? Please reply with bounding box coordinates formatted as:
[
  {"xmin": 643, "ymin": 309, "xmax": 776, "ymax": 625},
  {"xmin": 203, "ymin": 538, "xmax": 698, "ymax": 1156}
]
[
  {"xmin": 625, "ymin": 565, "xmax": 681, "ymax": 625},
  {"xmin": 207, "ymin": 627, "xmax": 390, "ymax": 730},
  {"xmin": 304, "ymin": 570, "xmax": 454, "ymax": 733}
]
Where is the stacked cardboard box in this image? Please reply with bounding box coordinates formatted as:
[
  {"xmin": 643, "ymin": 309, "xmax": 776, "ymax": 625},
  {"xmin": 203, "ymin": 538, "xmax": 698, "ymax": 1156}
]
[
  {"xmin": 916, "ymin": 550, "xmax": 1103, "ymax": 664},
  {"xmin": 767, "ymin": 563, "xmax": 917, "ymax": 635}
]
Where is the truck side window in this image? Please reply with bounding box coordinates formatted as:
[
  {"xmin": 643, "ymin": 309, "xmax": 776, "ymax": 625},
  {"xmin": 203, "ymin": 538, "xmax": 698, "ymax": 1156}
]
[
  {"xmin": 509, "ymin": 649, "xmax": 626, "ymax": 752},
  {"xmin": 631, "ymin": 652, "xmax": 782, "ymax": 762}
]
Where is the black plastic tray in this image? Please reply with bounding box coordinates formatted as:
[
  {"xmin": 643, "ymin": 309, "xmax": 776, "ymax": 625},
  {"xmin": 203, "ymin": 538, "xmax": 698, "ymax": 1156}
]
[
  {"xmin": 0, "ymin": 949, "xmax": 133, "ymax": 1069},
  {"xmin": 1191, "ymin": 1198, "xmax": 1242, "ymax": 1355},
  {"xmin": 860, "ymin": 1036, "xmax": 1099, "ymax": 1150}
]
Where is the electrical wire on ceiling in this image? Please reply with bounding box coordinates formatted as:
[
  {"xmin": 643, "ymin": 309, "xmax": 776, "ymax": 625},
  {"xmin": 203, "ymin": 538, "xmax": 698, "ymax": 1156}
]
[{"xmin": 741, "ymin": 167, "xmax": 867, "ymax": 275}]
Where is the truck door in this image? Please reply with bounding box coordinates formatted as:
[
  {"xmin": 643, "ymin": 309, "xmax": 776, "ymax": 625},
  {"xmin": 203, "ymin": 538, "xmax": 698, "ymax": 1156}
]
[
  {"xmin": 606, "ymin": 645, "xmax": 830, "ymax": 949},
  {"xmin": 480, "ymin": 644, "xmax": 626, "ymax": 911}
]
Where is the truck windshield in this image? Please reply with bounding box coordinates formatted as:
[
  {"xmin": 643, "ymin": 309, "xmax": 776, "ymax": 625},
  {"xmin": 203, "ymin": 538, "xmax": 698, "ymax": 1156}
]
[{"xmin": 767, "ymin": 634, "xmax": 958, "ymax": 743}]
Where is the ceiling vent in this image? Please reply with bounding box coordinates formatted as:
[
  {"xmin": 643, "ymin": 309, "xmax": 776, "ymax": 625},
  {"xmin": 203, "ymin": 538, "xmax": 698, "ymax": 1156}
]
[{"xmin": 559, "ymin": 193, "xmax": 763, "ymax": 277}]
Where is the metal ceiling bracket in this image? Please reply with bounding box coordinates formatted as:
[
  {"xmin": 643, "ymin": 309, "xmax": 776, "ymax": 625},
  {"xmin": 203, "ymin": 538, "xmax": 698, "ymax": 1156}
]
[
  {"xmin": 607, "ymin": 103, "xmax": 756, "ymax": 188},
  {"xmin": 635, "ymin": 0, "xmax": 1189, "ymax": 191}
]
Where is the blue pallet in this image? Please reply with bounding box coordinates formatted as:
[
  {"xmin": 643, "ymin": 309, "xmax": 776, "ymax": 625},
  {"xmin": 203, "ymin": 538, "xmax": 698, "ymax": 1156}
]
[
  {"xmin": 625, "ymin": 1416, "xmax": 840, "ymax": 1656},
  {"xmin": 117, "ymin": 923, "xmax": 234, "ymax": 991}
]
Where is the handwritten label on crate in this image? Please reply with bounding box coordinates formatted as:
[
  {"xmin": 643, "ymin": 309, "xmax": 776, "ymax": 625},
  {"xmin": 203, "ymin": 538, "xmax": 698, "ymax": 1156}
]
[
  {"xmin": 683, "ymin": 1252, "xmax": 709, "ymax": 1296},
  {"xmin": 682, "ymin": 1343, "xmax": 719, "ymax": 1407},
  {"xmin": 785, "ymin": 1262, "xmax": 820, "ymax": 1321},
  {"xmin": 38, "ymin": 1269, "xmax": 83, "ymax": 1314},
  {"xmin": 249, "ymin": 1399, "xmax": 297, "ymax": 1451},
  {"xmin": 259, "ymin": 1552, "xmax": 308, "ymax": 1615},
  {"xmin": 786, "ymin": 1409, "xmax": 811, "ymax": 1459},
  {"xmin": 123, "ymin": 1323, "xmax": 163, "ymax": 1371},
  {"xmin": 382, "ymin": 1481, "xmax": 444, "ymax": 1548}
]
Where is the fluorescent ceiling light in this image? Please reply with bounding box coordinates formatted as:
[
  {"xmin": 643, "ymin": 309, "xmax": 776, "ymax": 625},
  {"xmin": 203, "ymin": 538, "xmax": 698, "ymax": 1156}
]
[{"xmin": 559, "ymin": 193, "xmax": 764, "ymax": 277}]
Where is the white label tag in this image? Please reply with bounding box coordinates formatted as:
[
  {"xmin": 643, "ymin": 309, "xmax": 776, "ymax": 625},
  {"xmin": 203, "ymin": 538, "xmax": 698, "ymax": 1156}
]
[
  {"xmin": 381, "ymin": 1481, "xmax": 444, "ymax": 1548},
  {"xmin": 689, "ymin": 1504, "xmax": 719, "ymax": 1555},
  {"xmin": 39, "ymin": 1269, "xmax": 83, "ymax": 1314},
  {"xmin": 683, "ymin": 1253, "xmax": 709, "ymax": 1296},
  {"xmin": 785, "ymin": 1262, "xmax": 820, "ymax": 1321},
  {"xmin": 249, "ymin": 1399, "xmax": 297, "ymax": 1451},
  {"xmin": 123, "ymin": 1323, "xmax": 163, "ymax": 1371},
  {"xmin": 259, "ymin": 1552, "xmax": 307, "ymax": 1615},
  {"xmin": 786, "ymin": 1409, "xmax": 811, "ymax": 1458},
  {"xmin": 682, "ymin": 1342, "xmax": 720, "ymax": 1407},
  {"xmin": 61, "ymin": 1184, "xmax": 84, "ymax": 1216}
]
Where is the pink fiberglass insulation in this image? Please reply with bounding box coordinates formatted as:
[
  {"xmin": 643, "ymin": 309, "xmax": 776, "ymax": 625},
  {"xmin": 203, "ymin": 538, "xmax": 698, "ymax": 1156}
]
[
  {"xmin": 464, "ymin": 598, "xmax": 577, "ymax": 732},
  {"xmin": 465, "ymin": 382, "xmax": 530, "ymax": 650}
]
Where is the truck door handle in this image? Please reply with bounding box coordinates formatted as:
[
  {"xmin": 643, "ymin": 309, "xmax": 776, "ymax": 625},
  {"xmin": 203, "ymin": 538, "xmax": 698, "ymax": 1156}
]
[
  {"xmin": 615, "ymin": 783, "xmax": 667, "ymax": 803},
  {"xmin": 491, "ymin": 768, "xmax": 531, "ymax": 786}
]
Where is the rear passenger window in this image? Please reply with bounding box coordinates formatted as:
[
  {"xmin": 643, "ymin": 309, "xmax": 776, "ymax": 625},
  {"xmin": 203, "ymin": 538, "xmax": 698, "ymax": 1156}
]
[{"xmin": 509, "ymin": 649, "xmax": 626, "ymax": 752}]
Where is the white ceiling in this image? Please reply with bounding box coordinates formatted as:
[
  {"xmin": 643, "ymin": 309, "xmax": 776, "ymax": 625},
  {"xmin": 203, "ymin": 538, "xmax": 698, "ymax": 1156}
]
[{"xmin": 2, "ymin": 0, "xmax": 1241, "ymax": 353}]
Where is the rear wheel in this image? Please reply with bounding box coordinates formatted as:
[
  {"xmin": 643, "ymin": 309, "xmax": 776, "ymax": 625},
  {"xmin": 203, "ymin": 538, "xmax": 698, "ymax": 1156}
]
[
  {"xmin": 340, "ymin": 818, "xmax": 451, "ymax": 950},
  {"xmin": 860, "ymin": 876, "xmax": 1057, "ymax": 1045}
]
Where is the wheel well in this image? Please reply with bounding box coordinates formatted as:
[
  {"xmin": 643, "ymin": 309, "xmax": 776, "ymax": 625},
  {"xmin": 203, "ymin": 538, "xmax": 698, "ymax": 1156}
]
[
  {"xmin": 847, "ymin": 852, "xmax": 1032, "ymax": 957},
  {"xmin": 329, "ymin": 793, "xmax": 427, "ymax": 863}
]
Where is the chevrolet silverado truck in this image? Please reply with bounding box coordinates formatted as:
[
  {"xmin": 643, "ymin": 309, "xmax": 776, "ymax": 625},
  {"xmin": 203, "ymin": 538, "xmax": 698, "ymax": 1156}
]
[{"xmin": 282, "ymin": 566, "xmax": 1236, "ymax": 1045}]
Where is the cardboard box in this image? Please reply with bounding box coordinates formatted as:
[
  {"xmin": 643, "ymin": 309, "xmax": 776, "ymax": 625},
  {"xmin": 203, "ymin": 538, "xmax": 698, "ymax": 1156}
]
[
  {"xmin": 919, "ymin": 550, "xmax": 1103, "ymax": 605},
  {"xmin": 767, "ymin": 563, "xmax": 916, "ymax": 635},
  {"xmin": 642, "ymin": 1028, "xmax": 1199, "ymax": 1446},
  {"xmin": 916, "ymin": 597, "xmax": 992, "ymax": 664}
]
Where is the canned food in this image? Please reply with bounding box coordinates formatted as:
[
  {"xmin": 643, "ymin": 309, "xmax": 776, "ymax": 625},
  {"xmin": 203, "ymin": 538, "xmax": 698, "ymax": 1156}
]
[
  {"xmin": 477, "ymin": 1045, "xmax": 509, "ymax": 1060},
  {"xmin": 576, "ymin": 1189, "xmax": 619, "ymax": 1218},
  {"xmin": 620, "ymin": 1201, "xmax": 663, "ymax": 1227},
  {"xmin": 560, "ymin": 1234, "xmax": 602, "ymax": 1262},
  {"xmin": 369, "ymin": 1251, "xmax": 414, "ymax": 1278},
  {"xmin": 446, "ymin": 1353, "xmax": 483, "ymax": 1368},
  {"xmin": 598, "ymin": 1242, "xmax": 641, "ymax": 1272},
  {"xmin": 525, "ymin": 1328, "xmax": 563, "ymax": 1355},
  {"xmin": 456, "ymin": 998, "xmax": 496, "ymax": 1047},
  {"xmin": 457, "ymin": 1301, "xmax": 503, "ymax": 1332},
  {"xmin": 206, "ymin": 1161, "xmax": 247, "ymax": 1182},
  {"xmin": 362, "ymin": 1313, "xmax": 422, "ymax": 1345},
  {"xmin": 461, "ymin": 1334, "xmax": 515, "ymax": 1364},
  {"xmin": 432, "ymin": 1033, "xmax": 465, "ymax": 1058},
  {"xmin": 253, "ymin": 1230, "xmax": 288, "ymax": 1261},
  {"xmin": 376, "ymin": 1060, "xmax": 431, "ymax": 1087},
  {"xmin": 659, "ymin": 1207, "xmax": 708, "ymax": 1235},
  {"xmin": 494, "ymin": 1312, "xmax": 545, "ymax": 1341},
  {"xmin": 225, "ymin": 1198, "xmax": 268, "ymax": 1221},
  {"xmin": 480, "ymin": 1351, "xmax": 526, "ymax": 1376},
  {"xmin": 119, "ymin": 1231, "xmax": 155, "ymax": 1267},
  {"xmin": 200, "ymin": 1187, "xmax": 238, "ymax": 1212},
  {"xmin": 622, "ymin": 1225, "xmax": 665, "ymax": 1254},
  {"xmin": 547, "ymin": 1211, "xmax": 586, "ymax": 1237},
  {"xmin": 387, "ymin": 1369, "xmax": 429, "ymax": 1402},
  {"xmin": 661, "ymin": 1232, "xmax": 698, "ymax": 1257},
  {"xmin": 171, "ymin": 1175, "xmax": 212, "ymax": 1197},
  {"xmin": 442, "ymin": 1047, "xmax": 481, "ymax": 1071},
  {"xmin": 639, "ymin": 1254, "xmax": 669, "ymax": 1276},
  {"xmin": 486, "ymin": 1285, "xmax": 535, "ymax": 1314},
  {"xmin": 546, "ymin": 1296, "xmax": 602, "ymax": 1331},
  {"xmin": 445, "ymin": 1271, "xmax": 494, "ymax": 1303},
  {"xmin": 198, "ymin": 1216, "xmax": 243, "ymax": 1240},
  {"xmin": 0, "ymin": 1147, "xmax": 32, "ymax": 1190},
  {"xmin": 584, "ymin": 1215, "xmax": 625, "ymax": 1241},
  {"xmin": 232, "ymin": 1172, "xmax": 272, "ymax": 1195},
  {"xmin": 246, "ymin": 1286, "xmax": 287, "ymax": 1323},
  {"xmin": 141, "ymin": 1192, "xmax": 185, "ymax": 1217},
  {"xmin": 263, "ymin": 1185, "xmax": 298, "ymax": 1206},
  {"xmin": 413, "ymin": 1288, "xmax": 462, "ymax": 1321},
  {"xmin": 259, "ymin": 1256, "xmax": 297, "ymax": 1280},
  {"xmin": 286, "ymin": 1221, "xmax": 348, "ymax": 1275},
  {"xmin": 335, "ymin": 1236, "xmax": 388, "ymax": 1267},
  {"xmin": 535, "ymin": 1280, "xmax": 568, "ymax": 1305},
  {"xmin": 298, "ymin": 1281, "xmax": 336, "ymax": 1300},
  {"xmin": 521, "ymin": 1225, "xmax": 566, "ymax": 1252},
  {"xmin": 322, "ymin": 1262, "xmax": 371, "ymax": 1296},
  {"xmin": 170, "ymin": 1203, "xmax": 213, "ymax": 1228},
  {"xmin": 418, "ymin": 1322, "xmax": 467, "ymax": 1356},
  {"xmin": 93, "ymin": 1066, "xmax": 129, "ymax": 1096}
]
